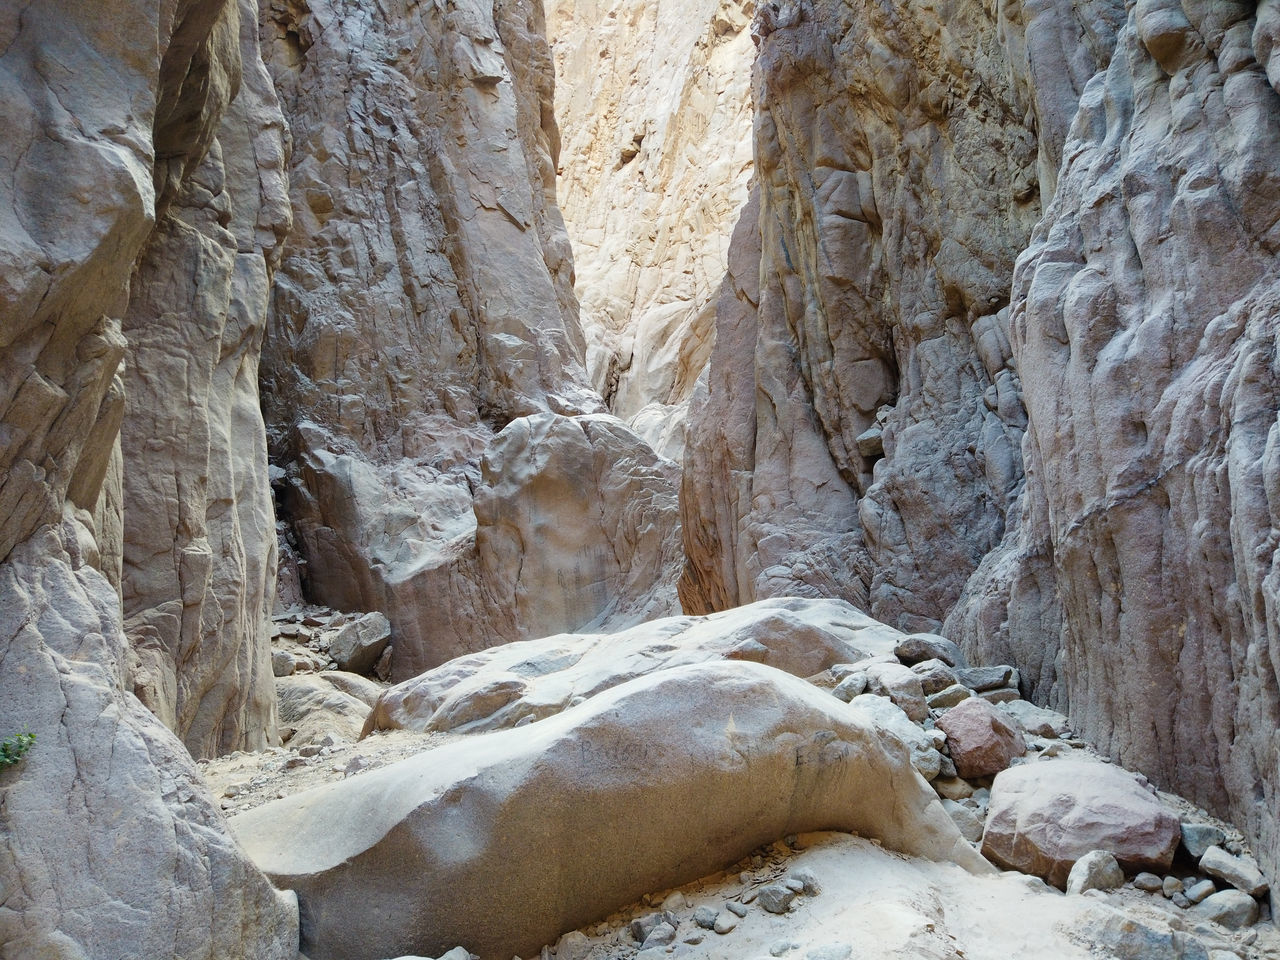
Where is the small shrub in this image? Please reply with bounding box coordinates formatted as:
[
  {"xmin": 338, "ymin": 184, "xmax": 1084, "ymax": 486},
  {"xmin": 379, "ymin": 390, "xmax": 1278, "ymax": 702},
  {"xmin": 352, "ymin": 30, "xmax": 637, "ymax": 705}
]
[{"xmin": 0, "ymin": 731, "xmax": 35, "ymax": 768}]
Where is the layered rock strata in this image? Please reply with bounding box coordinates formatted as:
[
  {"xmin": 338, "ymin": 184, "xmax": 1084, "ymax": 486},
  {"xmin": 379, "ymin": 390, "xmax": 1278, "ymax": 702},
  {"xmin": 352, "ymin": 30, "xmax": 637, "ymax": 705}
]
[
  {"xmin": 547, "ymin": 0, "xmax": 755, "ymax": 459},
  {"xmin": 0, "ymin": 0, "xmax": 299, "ymax": 953},
  {"xmin": 259, "ymin": 0, "xmax": 680, "ymax": 678}
]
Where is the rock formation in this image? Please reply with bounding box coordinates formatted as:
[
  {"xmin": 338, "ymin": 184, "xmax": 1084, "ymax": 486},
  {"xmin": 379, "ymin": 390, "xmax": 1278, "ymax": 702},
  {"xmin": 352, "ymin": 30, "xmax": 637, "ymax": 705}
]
[
  {"xmin": 121, "ymin": 0, "xmax": 289, "ymax": 758},
  {"xmin": 364, "ymin": 596, "xmax": 904, "ymax": 734},
  {"xmin": 258, "ymin": 0, "xmax": 681, "ymax": 678},
  {"xmin": 0, "ymin": 0, "xmax": 298, "ymax": 953},
  {"xmin": 547, "ymin": 0, "xmax": 755, "ymax": 460},
  {"xmin": 232, "ymin": 662, "xmax": 985, "ymax": 960},
  {"xmin": 679, "ymin": 0, "xmax": 1280, "ymax": 886}
]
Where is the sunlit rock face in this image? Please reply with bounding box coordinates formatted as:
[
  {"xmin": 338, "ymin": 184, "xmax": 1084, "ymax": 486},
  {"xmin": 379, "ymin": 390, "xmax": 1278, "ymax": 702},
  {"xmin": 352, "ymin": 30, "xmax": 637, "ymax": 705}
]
[
  {"xmin": 258, "ymin": 0, "xmax": 680, "ymax": 677},
  {"xmin": 547, "ymin": 0, "xmax": 755, "ymax": 461}
]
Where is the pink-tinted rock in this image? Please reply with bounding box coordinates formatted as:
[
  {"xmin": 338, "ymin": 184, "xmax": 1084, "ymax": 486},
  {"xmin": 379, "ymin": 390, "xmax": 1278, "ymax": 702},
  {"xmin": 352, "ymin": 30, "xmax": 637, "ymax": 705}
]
[
  {"xmin": 981, "ymin": 758, "xmax": 1181, "ymax": 889},
  {"xmin": 936, "ymin": 697, "xmax": 1025, "ymax": 779}
]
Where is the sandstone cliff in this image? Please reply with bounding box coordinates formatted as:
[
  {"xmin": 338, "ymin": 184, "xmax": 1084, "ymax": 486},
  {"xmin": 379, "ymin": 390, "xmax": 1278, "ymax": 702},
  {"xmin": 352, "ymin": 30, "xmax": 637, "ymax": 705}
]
[
  {"xmin": 259, "ymin": 0, "xmax": 680, "ymax": 678},
  {"xmin": 0, "ymin": 0, "xmax": 297, "ymax": 953},
  {"xmin": 548, "ymin": 0, "xmax": 755, "ymax": 460}
]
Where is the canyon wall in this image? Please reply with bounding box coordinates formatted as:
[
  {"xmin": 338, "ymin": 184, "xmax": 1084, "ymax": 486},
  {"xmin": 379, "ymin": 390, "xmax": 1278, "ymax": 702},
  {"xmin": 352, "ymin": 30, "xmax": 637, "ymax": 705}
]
[
  {"xmin": 682, "ymin": 0, "xmax": 1280, "ymax": 881},
  {"xmin": 0, "ymin": 0, "xmax": 297, "ymax": 953},
  {"xmin": 949, "ymin": 0, "xmax": 1280, "ymax": 883},
  {"xmin": 547, "ymin": 0, "xmax": 755, "ymax": 460},
  {"xmin": 258, "ymin": 0, "xmax": 680, "ymax": 679}
]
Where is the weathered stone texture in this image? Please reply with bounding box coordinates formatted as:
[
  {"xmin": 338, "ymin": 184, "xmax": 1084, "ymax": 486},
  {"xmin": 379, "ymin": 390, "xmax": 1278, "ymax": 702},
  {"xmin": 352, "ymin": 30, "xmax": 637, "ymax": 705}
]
[
  {"xmin": 548, "ymin": 0, "xmax": 755, "ymax": 460},
  {"xmin": 0, "ymin": 1, "xmax": 298, "ymax": 953},
  {"xmin": 952, "ymin": 0, "xmax": 1280, "ymax": 884},
  {"xmin": 682, "ymin": 0, "xmax": 1050, "ymax": 626},
  {"xmin": 260, "ymin": 0, "xmax": 680, "ymax": 677},
  {"xmin": 122, "ymin": 0, "xmax": 288, "ymax": 759}
]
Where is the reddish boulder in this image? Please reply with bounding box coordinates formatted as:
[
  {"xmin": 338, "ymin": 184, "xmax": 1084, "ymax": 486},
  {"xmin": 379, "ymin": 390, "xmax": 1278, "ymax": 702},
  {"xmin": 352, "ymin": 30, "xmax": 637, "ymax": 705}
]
[
  {"xmin": 981, "ymin": 758, "xmax": 1181, "ymax": 888},
  {"xmin": 936, "ymin": 698, "xmax": 1025, "ymax": 778}
]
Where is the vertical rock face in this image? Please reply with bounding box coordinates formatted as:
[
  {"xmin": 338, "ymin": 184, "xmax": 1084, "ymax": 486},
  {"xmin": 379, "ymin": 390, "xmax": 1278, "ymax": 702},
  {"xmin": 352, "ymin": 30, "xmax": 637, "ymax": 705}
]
[
  {"xmin": 122, "ymin": 0, "xmax": 289, "ymax": 759},
  {"xmin": 260, "ymin": 0, "xmax": 680, "ymax": 677},
  {"xmin": 951, "ymin": 0, "xmax": 1280, "ymax": 882},
  {"xmin": 683, "ymin": 0, "xmax": 1280, "ymax": 884},
  {"xmin": 547, "ymin": 0, "xmax": 755, "ymax": 461},
  {"xmin": 0, "ymin": 0, "xmax": 298, "ymax": 955},
  {"xmin": 682, "ymin": 0, "xmax": 1058, "ymax": 627}
]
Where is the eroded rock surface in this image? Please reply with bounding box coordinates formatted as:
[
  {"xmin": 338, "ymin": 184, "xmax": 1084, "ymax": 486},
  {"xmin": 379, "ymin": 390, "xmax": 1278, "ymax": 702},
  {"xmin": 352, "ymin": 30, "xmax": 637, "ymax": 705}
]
[
  {"xmin": 233, "ymin": 661, "xmax": 984, "ymax": 960},
  {"xmin": 365, "ymin": 597, "xmax": 903, "ymax": 734},
  {"xmin": 948, "ymin": 1, "xmax": 1280, "ymax": 883},
  {"xmin": 259, "ymin": 0, "xmax": 680, "ymax": 677},
  {"xmin": 548, "ymin": 0, "xmax": 755, "ymax": 459},
  {"xmin": 0, "ymin": 1, "xmax": 299, "ymax": 953}
]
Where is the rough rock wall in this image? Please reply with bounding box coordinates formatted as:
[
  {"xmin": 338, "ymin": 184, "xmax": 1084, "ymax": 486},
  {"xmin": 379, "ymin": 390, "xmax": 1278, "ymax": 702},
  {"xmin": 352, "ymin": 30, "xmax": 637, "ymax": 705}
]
[
  {"xmin": 682, "ymin": 0, "xmax": 1082, "ymax": 627},
  {"xmin": 0, "ymin": 0, "xmax": 298, "ymax": 954},
  {"xmin": 949, "ymin": 0, "xmax": 1280, "ymax": 883},
  {"xmin": 122, "ymin": 0, "xmax": 289, "ymax": 759},
  {"xmin": 547, "ymin": 0, "xmax": 755, "ymax": 461},
  {"xmin": 260, "ymin": 0, "xmax": 680, "ymax": 678}
]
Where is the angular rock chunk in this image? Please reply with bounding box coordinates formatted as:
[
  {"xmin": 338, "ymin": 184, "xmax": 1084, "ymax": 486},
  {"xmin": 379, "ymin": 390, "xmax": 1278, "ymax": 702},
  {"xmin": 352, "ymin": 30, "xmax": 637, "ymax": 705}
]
[
  {"xmin": 233, "ymin": 662, "xmax": 987, "ymax": 960},
  {"xmin": 936, "ymin": 698, "xmax": 1025, "ymax": 779},
  {"xmin": 1066, "ymin": 850, "xmax": 1124, "ymax": 895},
  {"xmin": 364, "ymin": 598, "xmax": 900, "ymax": 734},
  {"xmin": 1191, "ymin": 890, "xmax": 1259, "ymax": 929},
  {"xmin": 1198, "ymin": 846, "xmax": 1268, "ymax": 897},
  {"xmin": 981, "ymin": 758, "xmax": 1180, "ymax": 888},
  {"xmin": 894, "ymin": 634, "xmax": 967, "ymax": 668},
  {"xmin": 327, "ymin": 612, "xmax": 392, "ymax": 674}
]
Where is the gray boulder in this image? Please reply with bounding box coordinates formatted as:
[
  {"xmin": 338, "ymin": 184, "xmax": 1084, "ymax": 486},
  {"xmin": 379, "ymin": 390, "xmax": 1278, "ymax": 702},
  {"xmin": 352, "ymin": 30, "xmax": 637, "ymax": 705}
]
[{"xmin": 233, "ymin": 661, "xmax": 987, "ymax": 960}]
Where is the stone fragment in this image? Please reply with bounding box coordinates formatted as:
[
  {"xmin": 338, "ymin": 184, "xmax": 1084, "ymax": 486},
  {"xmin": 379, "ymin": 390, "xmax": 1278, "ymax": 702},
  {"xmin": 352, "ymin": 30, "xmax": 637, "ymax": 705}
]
[
  {"xmin": 941, "ymin": 799, "xmax": 984, "ymax": 844},
  {"xmin": 276, "ymin": 674, "xmax": 373, "ymax": 746},
  {"xmin": 693, "ymin": 906, "xmax": 717, "ymax": 930},
  {"xmin": 640, "ymin": 922, "xmax": 676, "ymax": 950},
  {"xmin": 863, "ymin": 663, "xmax": 929, "ymax": 722},
  {"xmin": 631, "ymin": 913, "xmax": 666, "ymax": 942},
  {"xmin": 936, "ymin": 698, "xmax": 1025, "ymax": 779},
  {"xmin": 1066, "ymin": 851, "xmax": 1125, "ymax": 896},
  {"xmin": 724, "ymin": 901, "xmax": 748, "ymax": 918},
  {"xmin": 832, "ymin": 673, "xmax": 868, "ymax": 702},
  {"xmin": 272, "ymin": 649, "xmax": 297, "ymax": 678},
  {"xmin": 954, "ymin": 665, "xmax": 1017, "ymax": 693},
  {"xmin": 1162, "ymin": 876, "xmax": 1184, "ymax": 898},
  {"xmin": 327, "ymin": 613, "xmax": 393, "ymax": 675},
  {"xmin": 912, "ymin": 659, "xmax": 959, "ymax": 696},
  {"xmin": 787, "ymin": 869, "xmax": 821, "ymax": 895},
  {"xmin": 1199, "ymin": 846, "xmax": 1269, "ymax": 897},
  {"xmin": 1180, "ymin": 824, "xmax": 1227, "ymax": 860},
  {"xmin": 232, "ymin": 662, "xmax": 984, "ymax": 960},
  {"xmin": 713, "ymin": 912, "xmax": 738, "ymax": 935},
  {"xmin": 894, "ymin": 634, "xmax": 966, "ymax": 668},
  {"xmin": 1133, "ymin": 873, "xmax": 1164, "ymax": 892},
  {"xmin": 933, "ymin": 777, "xmax": 974, "ymax": 801},
  {"xmin": 1192, "ymin": 891, "xmax": 1259, "ymax": 929},
  {"xmin": 1184, "ymin": 880, "xmax": 1216, "ymax": 904},
  {"xmin": 757, "ymin": 884, "xmax": 796, "ymax": 914},
  {"xmin": 997, "ymin": 701, "xmax": 1070, "ymax": 738},
  {"xmin": 927, "ymin": 684, "xmax": 972, "ymax": 709},
  {"xmin": 979, "ymin": 689, "xmax": 1022, "ymax": 705},
  {"xmin": 981, "ymin": 759, "xmax": 1181, "ymax": 888}
]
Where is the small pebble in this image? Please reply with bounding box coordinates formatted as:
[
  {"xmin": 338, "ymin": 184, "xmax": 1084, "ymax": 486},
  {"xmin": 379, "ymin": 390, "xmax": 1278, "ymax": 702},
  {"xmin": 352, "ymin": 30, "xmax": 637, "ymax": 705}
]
[
  {"xmin": 725, "ymin": 901, "xmax": 748, "ymax": 918},
  {"xmin": 756, "ymin": 884, "xmax": 796, "ymax": 915},
  {"xmin": 1133, "ymin": 873, "xmax": 1163, "ymax": 892},
  {"xmin": 787, "ymin": 869, "xmax": 821, "ymax": 896},
  {"xmin": 769, "ymin": 941, "xmax": 799, "ymax": 957},
  {"xmin": 640, "ymin": 922, "xmax": 676, "ymax": 951},
  {"xmin": 713, "ymin": 911, "xmax": 738, "ymax": 935},
  {"xmin": 1184, "ymin": 879, "xmax": 1216, "ymax": 904},
  {"xmin": 1163, "ymin": 876, "xmax": 1184, "ymax": 898},
  {"xmin": 1171, "ymin": 892, "xmax": 1191, "ymax": 909},
  {"xmin": 693, "ymin": 906, "xmax": 717, "ymax": 930},
  {"xmin": 783, "ymin": 878, "xmax": 805, "ymax": 894}
]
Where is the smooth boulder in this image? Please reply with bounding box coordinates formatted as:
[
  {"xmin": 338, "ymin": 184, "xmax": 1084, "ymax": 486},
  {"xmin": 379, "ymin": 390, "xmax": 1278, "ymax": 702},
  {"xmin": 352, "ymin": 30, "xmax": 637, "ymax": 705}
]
[
  {"xmin": 364, "ymin": 598, "xmax": 904, "ymax": 734},
  {"xmin": 233, "ymin": 661, "xmax": 987, "ymax": 960},
  {"xmin": 981, "ymin": 759, "xmax": 1180, "ymax": 888}
]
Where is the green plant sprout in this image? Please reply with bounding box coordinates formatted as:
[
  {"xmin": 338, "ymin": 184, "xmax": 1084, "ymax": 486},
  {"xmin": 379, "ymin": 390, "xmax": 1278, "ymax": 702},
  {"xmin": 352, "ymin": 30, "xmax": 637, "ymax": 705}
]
[{"xmin": 0, "ymin": 731, "xmax": 35, "ymax": 768}]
